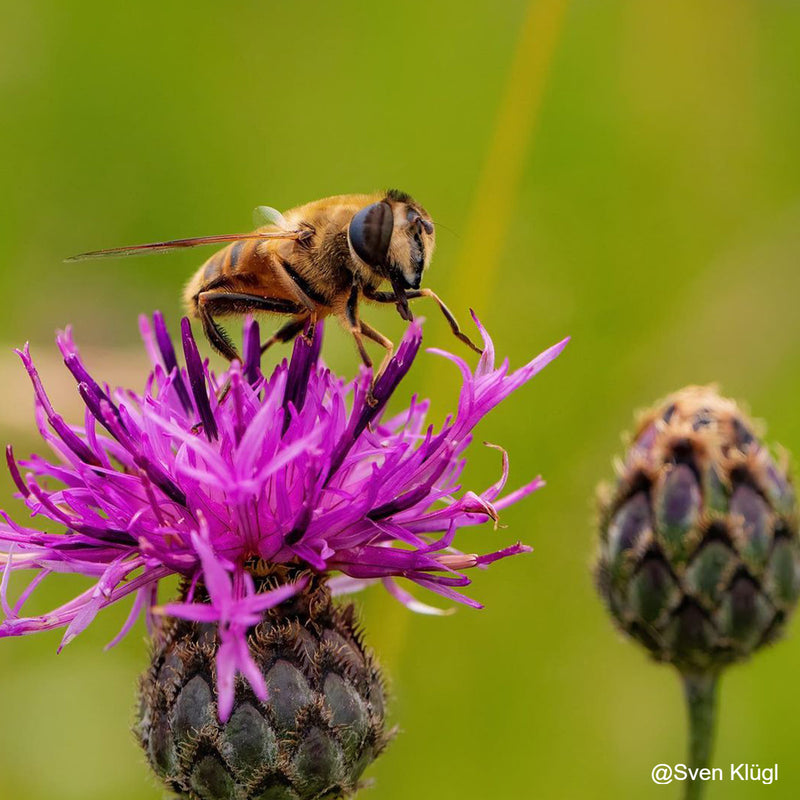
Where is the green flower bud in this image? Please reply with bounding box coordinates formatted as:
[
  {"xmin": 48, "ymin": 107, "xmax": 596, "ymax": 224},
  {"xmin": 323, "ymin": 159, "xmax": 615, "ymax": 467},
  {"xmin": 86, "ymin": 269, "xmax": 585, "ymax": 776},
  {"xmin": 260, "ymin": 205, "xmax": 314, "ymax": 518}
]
[
  {"xmin": 596, "ymin": 386, "xmax": 800, "ymax": 672},
  {"xmin": 137, "ymin": 576, "xmax": 388, "ymax": 800}
]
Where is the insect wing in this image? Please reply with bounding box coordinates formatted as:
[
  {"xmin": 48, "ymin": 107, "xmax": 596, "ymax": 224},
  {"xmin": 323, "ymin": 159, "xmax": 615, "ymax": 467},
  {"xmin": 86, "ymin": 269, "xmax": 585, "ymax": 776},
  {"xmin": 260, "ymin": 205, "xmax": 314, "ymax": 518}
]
[{"xmin": 66, "ymin": 231, "xmax": 304, "ymax": 262}]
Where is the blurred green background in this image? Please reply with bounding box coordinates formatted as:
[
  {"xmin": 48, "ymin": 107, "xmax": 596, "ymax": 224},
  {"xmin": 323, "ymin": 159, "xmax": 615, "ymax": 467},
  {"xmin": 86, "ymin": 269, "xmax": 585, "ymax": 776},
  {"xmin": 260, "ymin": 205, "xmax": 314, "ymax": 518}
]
[{"xmin": 2, "ymin": 1, "xmax": 800, "ymax": 797}]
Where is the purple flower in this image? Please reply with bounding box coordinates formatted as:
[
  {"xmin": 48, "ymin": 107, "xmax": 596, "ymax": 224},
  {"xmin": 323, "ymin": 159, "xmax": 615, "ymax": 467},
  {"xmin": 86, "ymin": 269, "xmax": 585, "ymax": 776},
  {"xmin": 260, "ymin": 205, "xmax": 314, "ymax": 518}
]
[{"xmin": 0, "ymin": 312, "xmax": 567, "ymax": 719}]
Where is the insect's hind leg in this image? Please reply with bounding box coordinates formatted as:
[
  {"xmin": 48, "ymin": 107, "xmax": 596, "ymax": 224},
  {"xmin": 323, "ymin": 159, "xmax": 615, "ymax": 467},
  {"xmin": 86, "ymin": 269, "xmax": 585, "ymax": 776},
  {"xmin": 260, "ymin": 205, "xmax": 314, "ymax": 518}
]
[
  {"xmin": 197, "ymin": 290, "xmax": 302, "ymax": 362},
  {"xmin": 196, "ymin": 290, "xmax": 302, "ymax": 403},
  {"xmin": 195, "ymin": 305, "xmax": 240, "ymax": 406},
  {"xmin": 217, "ymin": 316, "xmax": 309, "ymax": 405},
  {"xmin": 198, "ymin": 304, "xmax": 240, "ymax": 361}
]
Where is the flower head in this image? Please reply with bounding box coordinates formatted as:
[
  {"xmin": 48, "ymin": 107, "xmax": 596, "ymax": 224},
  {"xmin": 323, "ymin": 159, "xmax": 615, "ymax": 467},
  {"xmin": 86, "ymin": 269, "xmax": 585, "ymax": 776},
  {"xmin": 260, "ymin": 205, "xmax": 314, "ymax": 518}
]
[{"xmin": 0, "ymin": 312, "xmax": 566, "ymax": 717}]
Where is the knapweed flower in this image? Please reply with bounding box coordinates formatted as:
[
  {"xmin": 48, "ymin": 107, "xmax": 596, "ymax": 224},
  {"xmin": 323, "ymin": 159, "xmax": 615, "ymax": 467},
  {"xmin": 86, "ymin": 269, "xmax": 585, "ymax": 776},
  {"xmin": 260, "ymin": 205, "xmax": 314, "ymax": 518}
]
[{"xmin": 0, "ymin": 313, "xmax": 566, "ymax": 800}]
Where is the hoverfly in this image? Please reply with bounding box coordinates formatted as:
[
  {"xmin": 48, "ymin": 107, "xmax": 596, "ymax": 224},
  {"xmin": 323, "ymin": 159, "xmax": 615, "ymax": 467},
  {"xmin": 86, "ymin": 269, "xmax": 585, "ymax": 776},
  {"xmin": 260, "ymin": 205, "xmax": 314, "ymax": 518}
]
[{"xmin": 69, "ymin": 190, "xmax": 481, "ymax": 393}]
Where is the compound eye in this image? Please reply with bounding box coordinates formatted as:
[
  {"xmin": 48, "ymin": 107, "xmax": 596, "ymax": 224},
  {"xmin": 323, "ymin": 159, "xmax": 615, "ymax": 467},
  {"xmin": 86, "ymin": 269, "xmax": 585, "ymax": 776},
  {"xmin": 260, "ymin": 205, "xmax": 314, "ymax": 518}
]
[{"xmin": 349, "ymin": 202, "xmax": 394, "ymax": 267}]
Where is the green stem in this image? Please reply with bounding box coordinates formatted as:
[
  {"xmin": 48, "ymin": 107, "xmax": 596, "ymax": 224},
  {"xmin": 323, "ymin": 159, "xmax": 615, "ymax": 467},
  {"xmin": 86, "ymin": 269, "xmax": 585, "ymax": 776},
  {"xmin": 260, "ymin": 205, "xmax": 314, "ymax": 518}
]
[{"xmin": 681, "ymin": 671, "xmax": 720, "ymax": 800}]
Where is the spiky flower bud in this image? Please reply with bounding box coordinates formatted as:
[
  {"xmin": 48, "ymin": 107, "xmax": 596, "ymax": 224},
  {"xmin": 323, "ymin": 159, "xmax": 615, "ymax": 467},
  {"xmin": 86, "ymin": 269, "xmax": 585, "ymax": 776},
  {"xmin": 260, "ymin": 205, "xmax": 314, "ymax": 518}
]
[
  {"xmin": 138, "ymin": 573, "xmax": 387, "ymax": 800},
  {"xmin": 596, "ymin": 385, "xmax": 800, "ymax": 673}
]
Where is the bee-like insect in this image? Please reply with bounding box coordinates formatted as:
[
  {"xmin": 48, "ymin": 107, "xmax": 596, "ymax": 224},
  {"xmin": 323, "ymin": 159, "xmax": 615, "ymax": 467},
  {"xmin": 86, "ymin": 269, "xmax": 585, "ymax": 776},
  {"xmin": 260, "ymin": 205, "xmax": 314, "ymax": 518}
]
[{"xmin": 69, "ymin": 190, "xmax": 481, "ymax": 385}]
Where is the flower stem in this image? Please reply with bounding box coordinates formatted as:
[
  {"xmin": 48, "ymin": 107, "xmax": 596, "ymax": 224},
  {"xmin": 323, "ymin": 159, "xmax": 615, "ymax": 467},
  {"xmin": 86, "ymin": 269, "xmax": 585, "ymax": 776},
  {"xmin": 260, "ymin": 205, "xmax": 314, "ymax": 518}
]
[{"xmin": 681, "ymin": 671, "xmax": 720, "ymax": 800}]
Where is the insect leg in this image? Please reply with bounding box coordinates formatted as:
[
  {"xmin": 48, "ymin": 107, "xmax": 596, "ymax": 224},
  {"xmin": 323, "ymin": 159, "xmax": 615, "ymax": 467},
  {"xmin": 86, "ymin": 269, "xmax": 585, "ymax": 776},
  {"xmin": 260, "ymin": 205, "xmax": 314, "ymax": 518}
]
[
  {"xmin": 364, "ymin": 284, "xmax": 412, "ymax": 320},
  {"xmin": 343, "ymin": 285, "xmax": 373, "ymax": 371},
  {"xmin": 414, "ymin": 288, "xmax": 482, "ymax": 353},
  {"xmin": 197, "ymin": 290, "xmax": 301, "ymax": 362},
  {"xmin": 389, "ymin": 276, "xmax": 413, "ymax": 321},
  {"xmin": 269, "ymin": 261, "xmax": 327, "ymax": 340},
  {"xmin": 366, "ymin": 287, "xmax": 482, "ymax": 354},
  {"xmin": 359, "ymin": 320, "xmax": 394, "ymax": 385},
  {"xmin": 260, "ymin": 316, "xmax": 308, "ymax": 355},
  {"xmin": 216, "ymin": 316, "xmax": 310, "ymax": 405},
  {"xmin": 271, "ymin": 262, "xmax": 317, "ymax": 314},
  {"xmin": 362, "ymin": 289, "xmax": 397, "ymax": 303},
  {"xmin": 198, "ymin": 305, "xmax": 240, "ymax": 361},
  {"xmin": 198, "ymin": 291, "xmax": 301, "ymax": 317},
  {"xmin": 197, "ymin": 291, "xmax": 302, "ymax": 403}
]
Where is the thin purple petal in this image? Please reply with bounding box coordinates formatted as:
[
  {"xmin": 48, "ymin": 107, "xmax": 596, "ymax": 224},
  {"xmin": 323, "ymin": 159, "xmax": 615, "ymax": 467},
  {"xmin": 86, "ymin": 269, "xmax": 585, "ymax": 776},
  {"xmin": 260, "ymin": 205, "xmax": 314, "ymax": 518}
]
[{"xmin": 181, "ymin": 317, "xmax": 219, "ymax": 441}]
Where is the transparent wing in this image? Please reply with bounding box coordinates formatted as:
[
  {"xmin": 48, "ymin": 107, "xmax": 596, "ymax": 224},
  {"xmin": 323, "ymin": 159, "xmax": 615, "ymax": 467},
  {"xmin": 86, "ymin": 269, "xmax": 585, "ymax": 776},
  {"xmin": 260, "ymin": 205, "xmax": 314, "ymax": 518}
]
[
  {"xmin": 253, "ymin": 206, "xmax": 289, "ymax": 228},
  {"xmin": 65, "ymin": 231, "xmax": 306, "ymax": 262}
]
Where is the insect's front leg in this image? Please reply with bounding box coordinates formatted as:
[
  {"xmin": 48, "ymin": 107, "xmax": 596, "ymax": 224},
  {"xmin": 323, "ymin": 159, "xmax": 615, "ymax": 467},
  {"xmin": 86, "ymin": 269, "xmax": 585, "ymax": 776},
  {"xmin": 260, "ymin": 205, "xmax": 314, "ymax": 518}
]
[
  {"xmin": 363, "ymin": 285, "xmax": 483, "ymax": 354},
  {"xmin": 389, "ymin": 276, "xmax": 413, "ymax": 321},
  {"xmin": 408, "ymin": 288, "xmax": 483, "ymax": 354}
]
